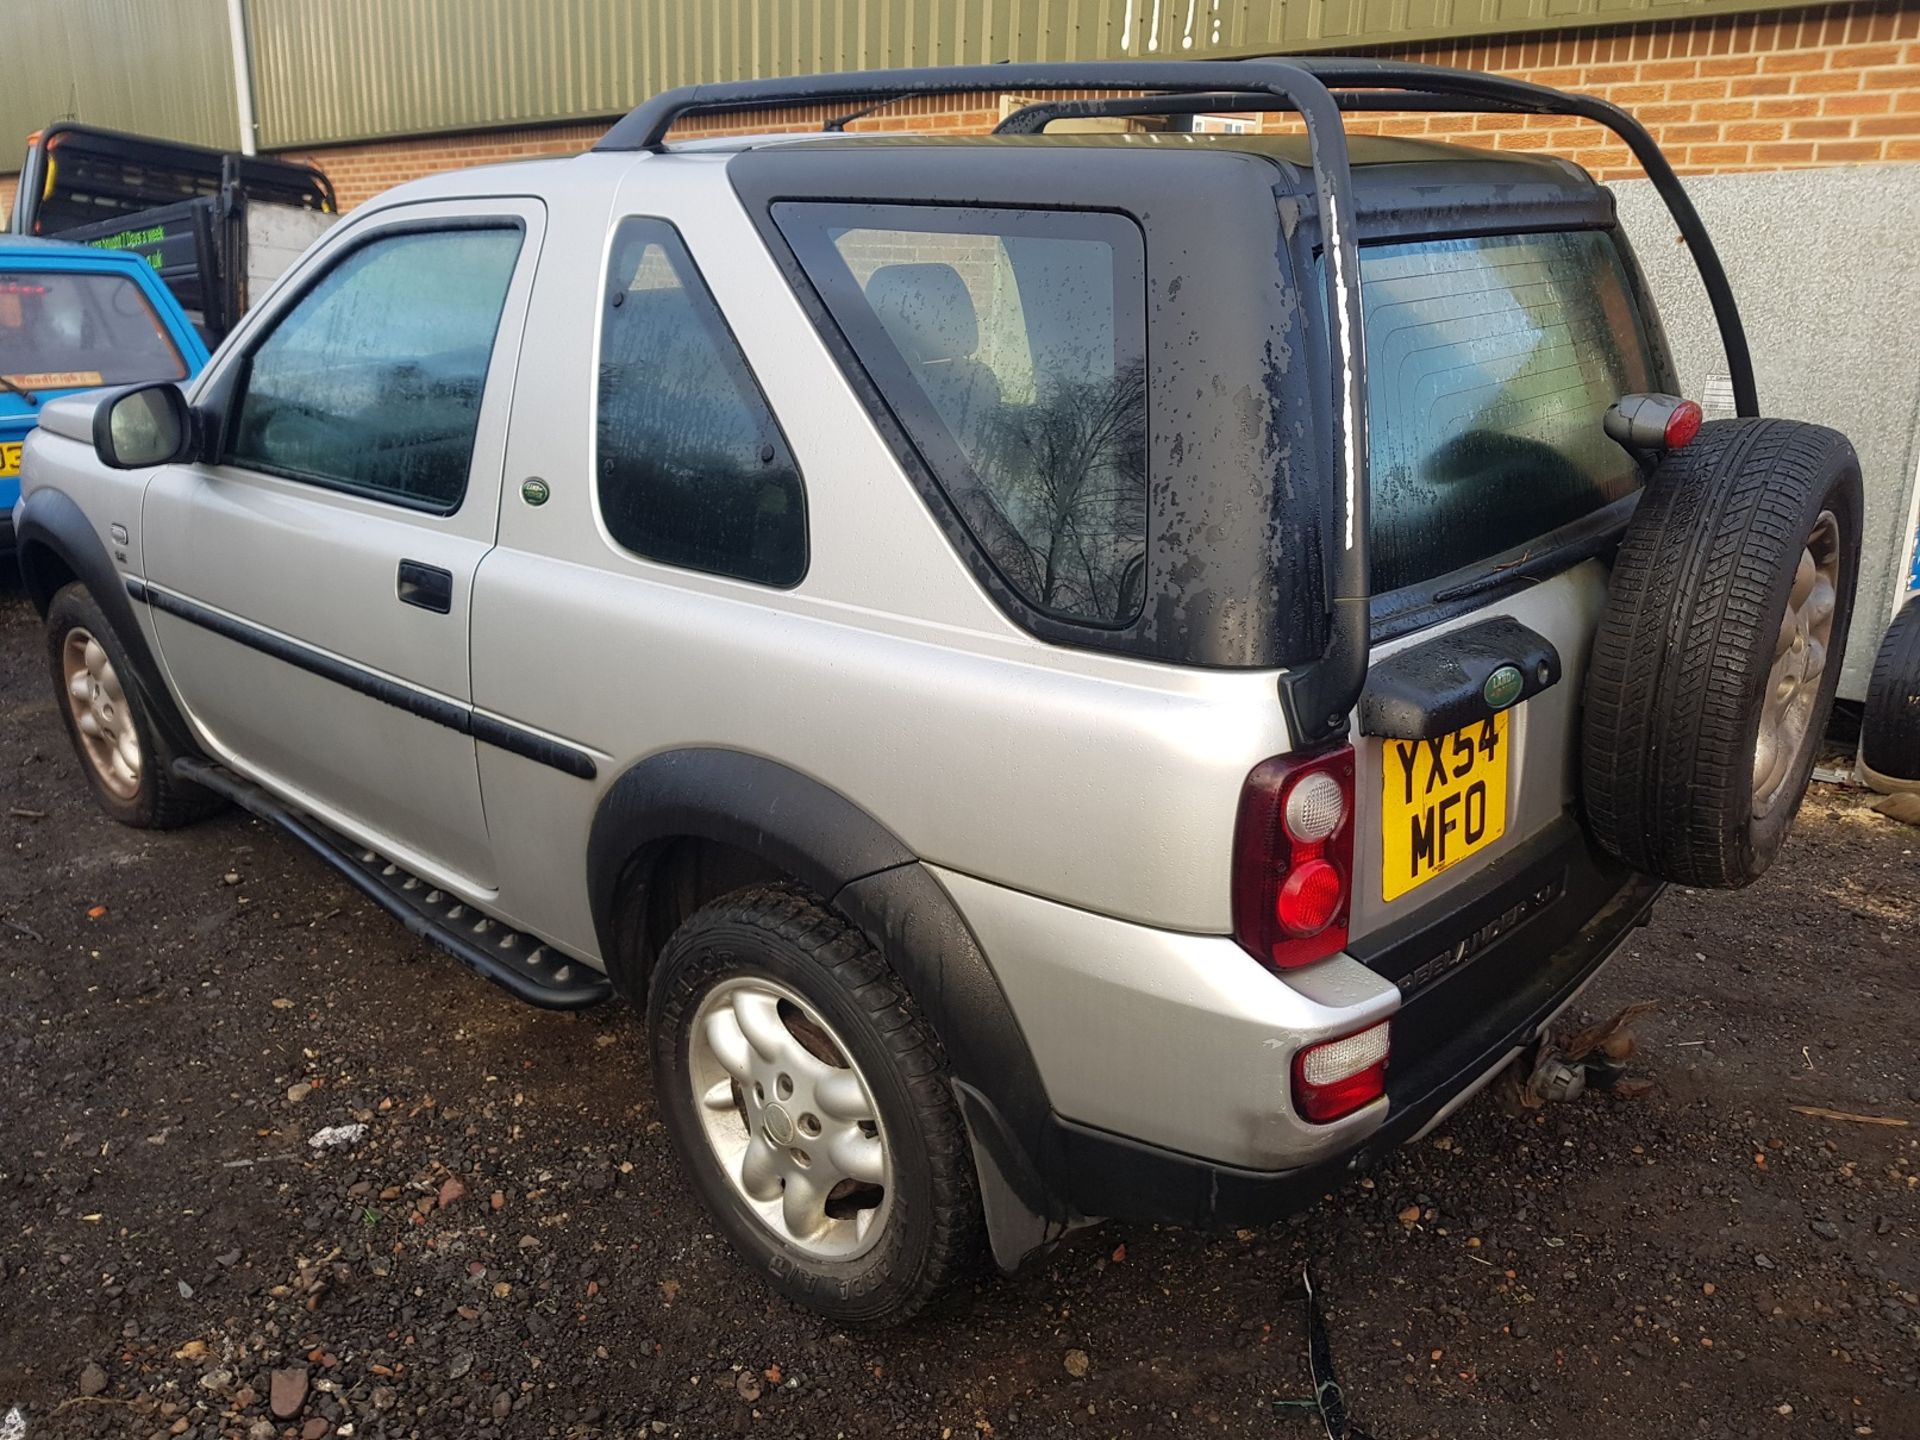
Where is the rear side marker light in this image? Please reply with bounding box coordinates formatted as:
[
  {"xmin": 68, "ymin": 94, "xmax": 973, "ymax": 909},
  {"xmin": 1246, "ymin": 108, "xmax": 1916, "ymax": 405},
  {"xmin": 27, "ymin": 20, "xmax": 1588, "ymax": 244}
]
[
  {"xmin": 1293, "ymin": 1022, "xmax": 1390, "ymax": 1124},
  {"xmin": 1603, "ymin": 392, "xmax": 1703, "ymax": 453},
  {"xmin": 1232, "ymin": 746, "xmax": 1356, "ymax": 970},
  {"xmin": 1663, "ymin": 399, "xmax": 1704, "ymax": 450}
]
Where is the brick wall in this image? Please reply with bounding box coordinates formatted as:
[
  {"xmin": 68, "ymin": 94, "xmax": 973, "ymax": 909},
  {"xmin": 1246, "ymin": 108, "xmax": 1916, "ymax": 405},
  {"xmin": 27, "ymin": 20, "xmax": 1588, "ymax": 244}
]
[
  {"xmin": 282, "ymin": 0, "xmax": 1920, "ymax": 211},
  {"xmin": 279, "ymin": 122, "xmax": 610, "ymax": 213},
  {"xmin": 6, "ymin": 1, "xmax": 1918, "ymax": 214},
  {"xmin": 1331, "ymin": 0, "xmax": 1920, "ymax": 178}
]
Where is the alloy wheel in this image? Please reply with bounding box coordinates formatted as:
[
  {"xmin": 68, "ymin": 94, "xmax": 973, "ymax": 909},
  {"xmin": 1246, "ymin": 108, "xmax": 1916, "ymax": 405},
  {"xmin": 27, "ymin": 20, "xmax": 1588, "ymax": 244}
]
[
  {"xmin": 687, "ymin": 976, "xmax": 894, "ymax": 1261},
  {"xmin": 1753, "ymin": 509, "xmax": 1840, "ymax": 818},
  {"xmin": 61, "ymin": 627, "xmax": 142, "ymax": 801}
]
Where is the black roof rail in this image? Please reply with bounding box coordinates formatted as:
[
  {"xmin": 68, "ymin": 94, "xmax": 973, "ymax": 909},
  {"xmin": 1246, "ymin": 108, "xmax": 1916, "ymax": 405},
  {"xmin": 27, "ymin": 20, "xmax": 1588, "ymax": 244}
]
[
  {"xmin": 991, "ymin": 89, "xmax": 1534, "ymax": 130},
  {"xmin": 597, "ymin": 58, "xmax": 1756, "ymax": 749}
]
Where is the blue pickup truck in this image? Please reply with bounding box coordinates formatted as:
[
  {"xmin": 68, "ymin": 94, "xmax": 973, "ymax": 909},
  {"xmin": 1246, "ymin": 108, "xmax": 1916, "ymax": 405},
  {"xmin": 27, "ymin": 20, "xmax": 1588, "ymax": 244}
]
[{"xmin": 2, "ymin": 236, "xmax": 209, "ymax": 557}]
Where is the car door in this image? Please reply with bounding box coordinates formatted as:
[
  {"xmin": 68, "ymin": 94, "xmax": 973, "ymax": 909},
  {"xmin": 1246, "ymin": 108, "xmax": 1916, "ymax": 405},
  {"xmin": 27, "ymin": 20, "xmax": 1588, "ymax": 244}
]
[{"xmin": 140, "ymin": 199, "xmax": 546, "ymax": 892}]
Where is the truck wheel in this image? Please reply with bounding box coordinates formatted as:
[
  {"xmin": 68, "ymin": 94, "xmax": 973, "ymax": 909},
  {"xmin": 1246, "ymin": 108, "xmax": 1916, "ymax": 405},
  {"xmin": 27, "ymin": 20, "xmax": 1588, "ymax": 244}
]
[
  {"xmin": 647, "ymin": 884, "xmax": 981, "ymax": 1326},
  {"xmin": 44, "ymin": 582, "xmax": 225, "ymax": 829},
  {"xmin": 1861, "ymin": 593, "xmax": 1920, "ymax": 792},
  {"xmin": 1582, "ymin": 419, "xmax": 1863, "ymax": 887}
]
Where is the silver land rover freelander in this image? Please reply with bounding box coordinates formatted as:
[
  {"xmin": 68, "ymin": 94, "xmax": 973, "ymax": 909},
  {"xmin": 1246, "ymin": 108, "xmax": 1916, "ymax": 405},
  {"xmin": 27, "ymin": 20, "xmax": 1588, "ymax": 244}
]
[{"xmin": 13, "ymin": 59, "xmax": 1863, "ymax": 1325}]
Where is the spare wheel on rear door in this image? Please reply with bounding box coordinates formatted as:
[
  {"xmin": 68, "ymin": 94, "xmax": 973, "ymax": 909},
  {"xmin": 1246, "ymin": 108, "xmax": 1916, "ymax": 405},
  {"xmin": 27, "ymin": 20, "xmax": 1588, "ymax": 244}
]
[{"xmin": 1581, "ymin": 418, "xmax": 1864, "ymax": 888}]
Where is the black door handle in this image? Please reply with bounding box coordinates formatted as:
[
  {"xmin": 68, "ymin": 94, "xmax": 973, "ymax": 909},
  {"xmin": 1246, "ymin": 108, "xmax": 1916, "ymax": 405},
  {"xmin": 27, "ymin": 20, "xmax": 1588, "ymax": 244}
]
[{"xmin": 396, "ymin": 560, "xmax": 453, "ymax": 614}]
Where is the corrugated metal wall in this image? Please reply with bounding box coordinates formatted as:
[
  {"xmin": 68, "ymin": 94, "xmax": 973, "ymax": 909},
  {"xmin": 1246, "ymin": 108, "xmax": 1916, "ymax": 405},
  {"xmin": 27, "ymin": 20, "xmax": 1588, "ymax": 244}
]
[
  {"xmin": 2, "ymin": 0, "xmax": 239, "ymax": 154},
  {"xmin": 1, "ymin": 0, "xmax": 1827, "ymax": 157}
]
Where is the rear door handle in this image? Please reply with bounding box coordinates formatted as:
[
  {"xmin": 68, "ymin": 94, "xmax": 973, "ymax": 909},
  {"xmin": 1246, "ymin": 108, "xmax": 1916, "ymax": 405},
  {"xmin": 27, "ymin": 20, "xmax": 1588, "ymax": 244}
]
[{"xmin": 396, "ymin": 560, "xmax": 453, "ymax": 614}]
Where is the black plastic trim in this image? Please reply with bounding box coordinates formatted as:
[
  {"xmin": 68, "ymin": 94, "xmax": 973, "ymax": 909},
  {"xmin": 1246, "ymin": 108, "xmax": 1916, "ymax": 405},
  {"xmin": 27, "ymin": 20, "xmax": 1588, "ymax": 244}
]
[
  {"xmin": 13, "ymin": 489, "xmax": 201, "ymax": 760},
  {"xmin": 585, "ymin": 750, "xmax": 916, "ymax": 973},
  {"xmin": 1359, "ymin": 615, "xmax": 1561, "ymax": 741},
  {"xmin": 584, "ymin": 749, "xmax": 1070, "ymax": 1232},
  {"xmin": 89, "ymin": 382, "xmax": 199, "ymax": 470},
  {"xmin": 176, "ymin": 757, "xmax": 611, "ymax": 1011},
  {"xmin": 1346, "ymin": 814, "xmax": 1614, "ymax": 983},
  {"xmin": 125, "ymin": 578, "xmax": 596, "ymax": 780},
  {"xmin": 396, "ymin": 559, "xmax": 454, "ymax": 613}
]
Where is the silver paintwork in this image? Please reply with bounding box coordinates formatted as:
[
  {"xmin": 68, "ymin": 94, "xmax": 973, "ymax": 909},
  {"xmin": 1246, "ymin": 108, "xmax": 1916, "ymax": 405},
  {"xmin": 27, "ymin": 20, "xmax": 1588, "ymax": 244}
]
[
  {"xmin": 689, "ymin": 976, "xmax": 893, "ymax": 1259},
  {"xmin": 1754, "ymin": 510, "xmax": 1839, "ymax": 816},
  {"xmin": 1347, "ymin": 560, "xmax": 1607, "ymax": 938},
  {"xmin": 935, "ymin": 866, "xmax": 1397, "ymax": 1169},
  {"xmin": 20, "ymin": 146, "xmax": 1618, "ymax": 1175},
  {"xmin": 142, "ymin": 194, "xmax": 550, "ymax": 892}
]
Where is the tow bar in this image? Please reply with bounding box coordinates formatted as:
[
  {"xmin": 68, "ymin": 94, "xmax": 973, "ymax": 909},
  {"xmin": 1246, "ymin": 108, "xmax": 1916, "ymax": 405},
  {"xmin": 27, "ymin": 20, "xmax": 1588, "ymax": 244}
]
[{"xmin": 1514, "ymin": 1000, "xmax": 1658, "ymax": 1108}]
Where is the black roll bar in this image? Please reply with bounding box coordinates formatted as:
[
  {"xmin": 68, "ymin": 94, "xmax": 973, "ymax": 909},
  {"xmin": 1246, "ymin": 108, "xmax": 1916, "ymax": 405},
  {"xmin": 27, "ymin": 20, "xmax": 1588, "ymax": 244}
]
[
  {"xmin": 992, "ymin": 60, "xmax": 1758, "ymax": 422},
  {"xmin": 597, "ymin": 58, "xmax": 1756, "ymax": 751}
]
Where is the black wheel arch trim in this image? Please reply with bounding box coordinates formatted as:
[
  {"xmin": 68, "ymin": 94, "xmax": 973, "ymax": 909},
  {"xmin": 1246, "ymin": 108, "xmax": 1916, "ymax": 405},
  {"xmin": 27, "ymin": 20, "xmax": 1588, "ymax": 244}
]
[
  {"xmin": 585, "ymin": 748, "xmax": 1073, "ymax": 1237},
  {"xmin": 14, "ymin": 488, "xmax": 202, "ymax": 761}
]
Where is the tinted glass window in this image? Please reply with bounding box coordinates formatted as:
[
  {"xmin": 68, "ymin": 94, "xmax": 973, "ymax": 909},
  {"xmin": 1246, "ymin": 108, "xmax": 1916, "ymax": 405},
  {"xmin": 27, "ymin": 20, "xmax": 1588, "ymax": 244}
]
[
  {"xmin": 1359, "ymin": 230, "xmax": 1657, "ymax": 593},
  {"xmin": 228, "ymin": 227, "xmax": 521, "ymax": 511},
  {"xmin": 0, "ymin": 270, "xmax": 187, "ymax": 387},
  {"xmin": 596, "ymin": 218, "xmax": 805, "ymax": 586},
  {"xmin": 777, "ymin": 204, "xmax": 1147, "ymax": 626}
]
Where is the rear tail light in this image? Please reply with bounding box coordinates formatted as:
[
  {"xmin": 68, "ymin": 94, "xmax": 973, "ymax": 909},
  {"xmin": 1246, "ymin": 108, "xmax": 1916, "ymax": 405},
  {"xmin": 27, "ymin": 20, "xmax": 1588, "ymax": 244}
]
[
  {"xmin": 1232, "ymin": 746, "xmax": 1355, "ymax": 970},
  {"xmin": 1292, "ymin": 1022, "xmax": 1390, "ymax": 1123}
]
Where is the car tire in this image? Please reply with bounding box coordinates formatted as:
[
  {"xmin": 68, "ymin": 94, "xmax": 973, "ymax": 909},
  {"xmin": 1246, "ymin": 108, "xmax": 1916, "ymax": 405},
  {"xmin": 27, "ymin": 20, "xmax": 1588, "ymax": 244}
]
[
  {"xmin": 44, "ymin": 582, "xmax": 226, "ymax": 829},
  {"xmin": 1582, "ymin": 419, "xmax": 1863, "ymax": 887},
  {"xmin": 1860, "ymin": 593, "xmax": 1920, "ymax": 792},
  {"xmin": 647, "ymin": 883, "xmax": 982, "ymax": 1326}
]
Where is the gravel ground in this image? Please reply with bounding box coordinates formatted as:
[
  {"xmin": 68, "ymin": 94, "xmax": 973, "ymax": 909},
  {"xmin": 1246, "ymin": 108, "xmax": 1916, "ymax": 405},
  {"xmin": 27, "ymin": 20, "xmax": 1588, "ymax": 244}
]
[{"xmin": 1, "ymin": 581, "xmax": 1916, "ymax": 1440}]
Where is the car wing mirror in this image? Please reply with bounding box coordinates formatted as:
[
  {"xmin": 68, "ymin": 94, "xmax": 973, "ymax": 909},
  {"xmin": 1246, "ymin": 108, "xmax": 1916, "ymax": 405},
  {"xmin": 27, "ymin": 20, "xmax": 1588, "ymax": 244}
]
[{"xmin": 91, "ymin": 382, "xmax": 200, "ymax": 469}]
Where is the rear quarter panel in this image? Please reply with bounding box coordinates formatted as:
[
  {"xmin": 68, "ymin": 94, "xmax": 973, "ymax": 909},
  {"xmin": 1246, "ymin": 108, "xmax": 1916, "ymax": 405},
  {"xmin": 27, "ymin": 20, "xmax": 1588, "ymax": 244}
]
[{"xmin": 466, "ymin": 156, "xmax": 1295, "ymax": 959}]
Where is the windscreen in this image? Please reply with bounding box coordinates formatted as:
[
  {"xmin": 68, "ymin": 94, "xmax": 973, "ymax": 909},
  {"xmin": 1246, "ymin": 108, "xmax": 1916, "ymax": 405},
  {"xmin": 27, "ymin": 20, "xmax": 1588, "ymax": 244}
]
[
  {"xmin": 1358, "ymin": 230, "xmax": 1657, "ymax": 594},
  {"xmin": 0, "ymin": 271, "xmax": 188, "ymax": 390}
]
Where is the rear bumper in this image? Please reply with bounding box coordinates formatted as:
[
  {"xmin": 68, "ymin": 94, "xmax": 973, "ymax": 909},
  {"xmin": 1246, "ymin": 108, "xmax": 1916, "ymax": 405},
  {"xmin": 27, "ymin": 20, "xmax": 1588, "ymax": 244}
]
[
  {"xmin": 1040, "ymin": 868, "xmax": 1660, "ymax": 1229},
  {"xmin": 943, "ymin": 817, "xmax": 1660, "ymax": 1234}
]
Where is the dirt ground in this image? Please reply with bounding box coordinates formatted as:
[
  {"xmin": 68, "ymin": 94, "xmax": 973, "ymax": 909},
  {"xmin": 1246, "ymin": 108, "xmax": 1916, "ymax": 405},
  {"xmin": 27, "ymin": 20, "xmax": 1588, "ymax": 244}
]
[{"xmin": 0, "ymin": 581, "xmax": 1915, "ymax": 1440}]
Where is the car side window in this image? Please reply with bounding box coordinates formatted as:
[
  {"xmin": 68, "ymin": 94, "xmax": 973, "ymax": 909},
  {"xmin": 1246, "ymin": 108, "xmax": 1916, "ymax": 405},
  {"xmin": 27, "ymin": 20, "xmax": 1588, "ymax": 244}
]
[
  {"xmin": 774, "ymin": 203, "xmax": 1148, "ymax": 626},
  {"xmin": 596, "ymin": 217, "xmax": 806, "ymax": 587},
  {"xmin": 226, "ymin": 225, "xmax": 523, "ymax": 513}
]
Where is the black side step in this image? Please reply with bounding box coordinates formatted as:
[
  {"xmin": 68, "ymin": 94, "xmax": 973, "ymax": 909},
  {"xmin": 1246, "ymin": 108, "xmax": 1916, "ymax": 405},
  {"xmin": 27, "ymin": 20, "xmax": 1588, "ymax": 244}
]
[{"xmin": 175, "ymin": 758, "xmax": 612, "ymax": 1011}]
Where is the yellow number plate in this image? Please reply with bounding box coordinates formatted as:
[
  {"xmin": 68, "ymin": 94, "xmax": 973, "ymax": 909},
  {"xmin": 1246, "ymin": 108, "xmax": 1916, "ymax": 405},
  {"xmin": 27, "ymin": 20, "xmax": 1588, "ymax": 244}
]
[
  {"xmin": 0, "ymin": 441, "xmax": 21, "ymax": 478},
  {"xmin": 1380, "ymin": 711, "xmax": 1511, "ymax": 902}
]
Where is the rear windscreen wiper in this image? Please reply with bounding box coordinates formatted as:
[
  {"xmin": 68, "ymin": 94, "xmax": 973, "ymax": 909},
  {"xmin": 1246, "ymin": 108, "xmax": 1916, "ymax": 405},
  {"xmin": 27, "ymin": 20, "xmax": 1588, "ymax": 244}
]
[{"xmin": 0, "ymin": 374, "xmax": 38, "ymax": 405}]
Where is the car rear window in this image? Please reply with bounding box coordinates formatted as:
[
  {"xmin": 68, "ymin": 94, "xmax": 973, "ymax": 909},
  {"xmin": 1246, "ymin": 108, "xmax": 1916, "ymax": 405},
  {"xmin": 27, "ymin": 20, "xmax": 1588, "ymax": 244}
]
[
  {"xmin": 0, "ymin": 269, "xmax": 188, "ymax": 389},
  {"xmin": 1357, "ymin": 230, "xmax": 1657, "ymax": 594},
  {"xmin": 775, "ymin": 202, "xmax": 1148, "ymax": 626}
]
